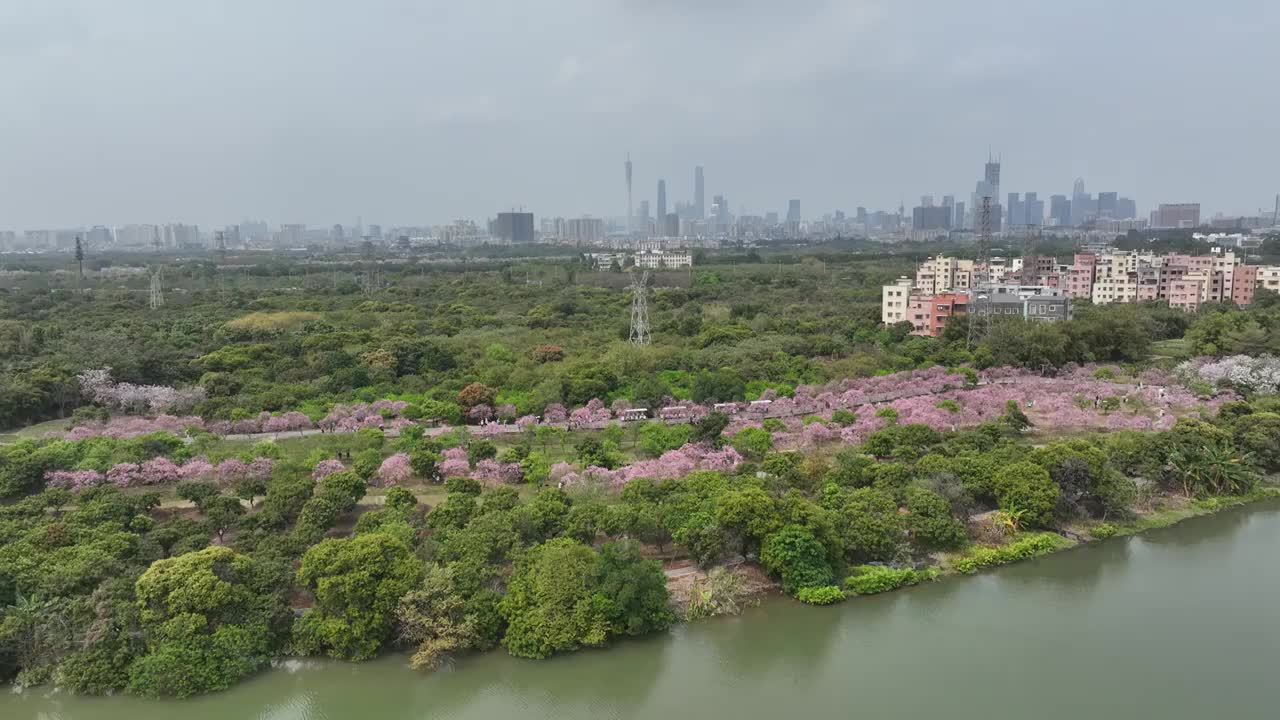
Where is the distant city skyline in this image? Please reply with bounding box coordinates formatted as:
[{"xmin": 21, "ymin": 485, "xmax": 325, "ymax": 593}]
[{"xmin": 1, "ymin": 1, "xmax": 1277, "ymax": 227}]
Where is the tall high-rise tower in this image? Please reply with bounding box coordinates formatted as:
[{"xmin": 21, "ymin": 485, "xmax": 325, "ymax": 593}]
[
  {"xmin": 625, "ymin": 153, "xmax": 634, "ymax": 233},
  {"xmin": 694, "ymin": 166, "xmax": 705, "ymax": 219},
  {"xmin": 657, "ymin": 179, "xmax": 667, "ymax": 225},
  {"xmin": 984, "ymin": 153, "xmax": 1001, "ymax": 200}
]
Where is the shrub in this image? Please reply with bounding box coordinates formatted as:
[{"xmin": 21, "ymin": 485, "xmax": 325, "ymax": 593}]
[
  {"xmin": 935, "ymin": 399, "xmax": 961, "ymax": 414},
  {"xmin": 992, "ymin": 462, "xmax": 1059, "ymax": 528},
  {"xmin": 795, "ymin": 585, "xmax": 846, "ymax": 605},
  {"xmin": 762, "ymin": 418, "xmax": 786, "ymax": 433},
  {"xmin": 875, "ymin": 407, "xmax": 899, "ymax": 423},
  {"xmin": 845, "ymin": 565, "xmax": 936, "ymax": 595},
  {"xmin": 731, "ymin": 427, "xmax": 773, "ymax": 462},
  {"xmin": 684, "ymin": 568, "xmax": 751, "ymax": 620},
  {"xmin": 1091, "ymin": 523, "xmax": 1118, "ymax": 539},
  {"xmin": 760, "ymin": 525, "xmax": 834, "ymax": 593},
  {"xmin": 831, "ymin": 409, "xmax": 857, "ymax": 427},
  {"xmin": 952, "ymin": 533, "xmax": 1065, "ymax": 574}
]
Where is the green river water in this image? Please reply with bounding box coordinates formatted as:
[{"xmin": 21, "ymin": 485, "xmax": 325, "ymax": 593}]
[{"xmin": 8, "ymin": 499, "xmax": 1280, "ymax": 720}]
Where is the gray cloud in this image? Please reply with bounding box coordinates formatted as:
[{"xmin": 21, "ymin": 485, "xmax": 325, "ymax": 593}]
[{"xmin": 0, "ymin": 0, "xmax": 1276, "ymax": 229}]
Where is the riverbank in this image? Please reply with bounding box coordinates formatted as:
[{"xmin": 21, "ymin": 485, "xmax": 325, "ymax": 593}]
[
  {"xmin": 935, "ymin": 486, "xmax": 1280, "ymax": 578},
  {"xmin": 667, "ymin": 485, "xmax": 1280, "ymax": 614},
  {"xmin": 9, "ymin": 493, "xmax": 1280, "ymax": 720}
]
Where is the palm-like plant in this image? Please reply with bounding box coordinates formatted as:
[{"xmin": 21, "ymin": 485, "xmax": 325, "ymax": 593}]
[
  {"xmin": 1167, "ymin": 447, "xmax": 1257, "ymax": 497},
  {"xmin": 993, "ymin": 507, "xmax": 1027, "ymax": 534}
]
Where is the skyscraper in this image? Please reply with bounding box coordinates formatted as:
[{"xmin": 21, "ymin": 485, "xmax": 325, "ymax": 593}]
[
  {"xmin": 787, "ymin": 199, "xmax": 801, "ymax": 223},
  {"xmin": 1050, "ymin": 195, "xmax": 1071, "ymax": 227},
  {"xmin": 1071, "ymin": 178, "xmax": 1091, "ymax": 226},
  {"xmin": 1117, "ymin": 197, "xmax": 1137, "ymax": 220},
  {"xmin": 1024, "ymin": 192, "xmax": 1043, "ymax": 226},
  {"xmin": 657, "ymin": 179, "xmax": 667, "ymax": 223},
  {"xmin": 1007, "ymin": 193, "xmax": 1024, "ymax": 228},
  {"xmin": 984, "ymin": 156, "xmax": 1001, "ymax": 200},
  {"xmin": 694, "ymin": 166, "xmax": 705, "ymax": 219},
  {"xmin": 493, "ymin": 212, "xmax": 535, "ymax": 244},
  {"xmin": 625, "ymin": 153, "xmax": 633, "ymax": 233}
]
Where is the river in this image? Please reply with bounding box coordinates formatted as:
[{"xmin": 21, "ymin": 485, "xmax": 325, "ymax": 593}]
[{"xmin": 9, "ymin": 499, "xmax": 1280, "ymax": 720}]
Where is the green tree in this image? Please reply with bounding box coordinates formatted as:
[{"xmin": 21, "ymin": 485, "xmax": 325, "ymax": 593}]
[
  {"xmin": 499, "ymin": 538, "xmax": 609, "ymax": 659},
  {"xmin": 730, "ymin": 427, "xmax": 773, "ymax": 462},
  {"xmin": 232, "ymin": 476, "xmax": 268, "ymax": 508},
  {"xmin": 293, "ymin": 532, "xmax": 424, "ymax": 660},
  {"xmin": 395, "ymin": 566, "xmax": 494, "ymax": 671},
  {"xmin": 128, "ymin": 547, "xmax": 282, "ymax": 697},
  {"xmin": 837, "ymin": 487, "xmax": 902, "ymax": 562},
  {"xmin": 691, "ymin": 370, "xmax": 745, "ymax": 404},
  {"xmin": 593, "ymin": 540, "xmax": 674, "ymax": 637},
  {"xmin": 992, "ymin": 462, "xmax": 1060, "ymax": 528},
  {"xmin": 760, "ymin": 524, "xmax": 834, "ymax": 594},
  {"xmin": 905, "ymin": 487, "xmax": 967, "ymax": 551},
  {"xmin": 690, "ymin": 412, "xmax": 730, "ymax": 447}
]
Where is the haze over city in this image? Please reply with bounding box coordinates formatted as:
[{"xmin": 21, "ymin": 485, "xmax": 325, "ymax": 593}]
[{"xmin": 2, "ymin": 0, "xmax": 1277, "ymax": 228}]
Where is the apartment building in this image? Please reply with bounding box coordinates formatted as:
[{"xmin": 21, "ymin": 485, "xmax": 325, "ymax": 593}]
[
  {"xmin": 881, "ymin": 277, "xmax": 914, "ymax": 325},
  {"xmin": 914, "ymin": 256, "xmax": 975, "ymax": 294}
]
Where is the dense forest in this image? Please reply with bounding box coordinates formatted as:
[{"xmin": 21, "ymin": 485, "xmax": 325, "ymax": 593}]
[
  {"xmin": 7, "ymin": 247, "xmax": 1270, "ymax": 432},
  {"xmin": 2, "ymin": 249, "xmax": 1279, "ymax": 697}
]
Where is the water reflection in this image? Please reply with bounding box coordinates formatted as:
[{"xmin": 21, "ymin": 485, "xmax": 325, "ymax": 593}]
[
  {"xmin": 709, "ymin": 596, "xmax": 843, "ymax": 681},
  {"xmin": 995, "ymin": 534, "xmax": 1134, "ymax": 597},
  {"xmin": 1137, "ymin": 501, "xmax": 1268, "ymax": 549}
]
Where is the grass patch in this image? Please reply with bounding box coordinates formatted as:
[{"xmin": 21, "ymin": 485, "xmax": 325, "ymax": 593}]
[
  {"xmin": 224, "ymin": 311, "xmax": 321, "ymax": 332},
  {"xmin": 949, "ymin": 533, "xmax": 1073, "ymax": 575},
  {"xmin": 845, "ymin": 565, "xmax": 937, "ymax": 595},
  {"xmin": 1150, "ymin": 337, "xmax": 1191, "ymax": 360},
  {"xmin": 795, "ymin": 585, "xmax": 846, "ymax": 605}
]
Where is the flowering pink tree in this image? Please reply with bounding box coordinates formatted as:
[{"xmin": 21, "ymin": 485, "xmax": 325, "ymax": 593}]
[
  {"xmin": 543, "ymin": 404, "xmax": 568, "ymax": 424},
  {"xmin": 584, "ymin": 398, "xmax": 612, "ymax": 423},
  {"xmin": 139, "ymin": 457, "xmax": 182, "ymax": 485},
  {"xmin": 372, "ymin": 399, "xmax": 410, "ymax": 417},
  {"xmin": 311, "ymin": 458, "xmax": 346, "ymax": 481},
  {"xmin": 179, "ymin": 458, "xmax": 215, "ymax": 481},
  {"xmin": 439, "ymin": 447, "xmax": 471, "ymax": 478},
  {"xmin": 569, "ymin": 407, "xmax": 593, "ymax": 427},
  {"xmin": 473, "ymin": 459, "xmax": 523, "ymax": 485},
  {"xmin": 377, "ymin": 453, "xmax": 414, "ymax": 486},
  {"xmin": 467, "ymin": 404, "xmax": 494, "ymax": 424},
  {"xmin": 106, "ymin": 463, "xmax": 142, "ymax": 488},
  {"xmin": 45, "ymin": 469, "xmax": 105, "ymax": 490}
]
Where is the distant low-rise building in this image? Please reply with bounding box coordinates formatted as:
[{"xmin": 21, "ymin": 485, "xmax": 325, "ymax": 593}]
[{"xmin": 634, "ymin": 249, "xmax": 692, "ymax": 270}]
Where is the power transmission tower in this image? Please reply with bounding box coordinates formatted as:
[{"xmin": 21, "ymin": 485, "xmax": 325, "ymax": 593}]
[
  {"xmin": 629, "ymin": 270, "xmax": 651, "ymax": 346},
  {"xmin": 967, "ymin": 196, "xmax": 993, "ymax": 348},
  {"xmin": 149, "ymin": 267, "xmax": 165, "ymax": 310},
  {"xmin": 74, "ymin": 234, "xmax": 84, "ymax": 291}
]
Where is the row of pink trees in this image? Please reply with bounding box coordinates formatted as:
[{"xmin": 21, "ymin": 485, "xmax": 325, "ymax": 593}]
[{"xmin": 45, "ymin": 456, "xmax": 274, "ymax": 490}]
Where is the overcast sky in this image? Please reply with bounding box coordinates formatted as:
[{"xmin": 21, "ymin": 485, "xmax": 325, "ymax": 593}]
[{"xmin": 2, "ymin": 0, "xmax": 1277, "ymax": 229}]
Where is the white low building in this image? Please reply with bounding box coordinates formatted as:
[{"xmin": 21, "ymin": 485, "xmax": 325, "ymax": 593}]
[{"xmin": 635, "ymin": 249, "xmax": 692, "ymax": 269}]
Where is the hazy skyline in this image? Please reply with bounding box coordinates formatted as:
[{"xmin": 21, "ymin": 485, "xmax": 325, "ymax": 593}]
[{"xmin": 2, "ymin": 0, "xmax": 1277, "ymax": 228}]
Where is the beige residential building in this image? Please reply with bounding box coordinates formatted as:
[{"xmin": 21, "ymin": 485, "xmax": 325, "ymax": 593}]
[
  {"xmin": 881, "ymin": 277, "xmax": 914, "ymax": 324},
  {"xmin": 915, "ymin": 256, "xmax": 974, "ymax": 294}
]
